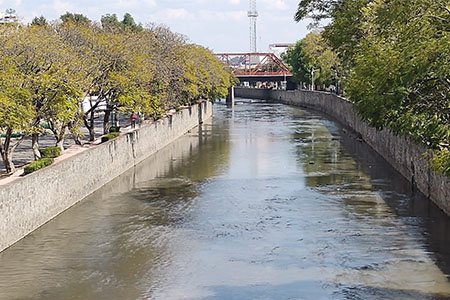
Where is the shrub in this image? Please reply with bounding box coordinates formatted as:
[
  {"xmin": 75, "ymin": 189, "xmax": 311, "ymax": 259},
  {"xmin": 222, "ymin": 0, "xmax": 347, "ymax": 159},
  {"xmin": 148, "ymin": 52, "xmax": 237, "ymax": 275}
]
[
  {"xmin": 431, "ymin": 149, "xmax": 450, "ymax": 177},
  {"xmin": 109, "ymin": 126, "xmax": 121, "ymax": 133},
  {"xmin": 101, "ymin": 132, "xmax": 120, "ymax": 143},
  {"xmin": 39, "ymin": 146, "xmax": 62, "ymax": 158},
  {"xmin": 24, "ymin": 158, "xmax": 54, "ymax": 175}
]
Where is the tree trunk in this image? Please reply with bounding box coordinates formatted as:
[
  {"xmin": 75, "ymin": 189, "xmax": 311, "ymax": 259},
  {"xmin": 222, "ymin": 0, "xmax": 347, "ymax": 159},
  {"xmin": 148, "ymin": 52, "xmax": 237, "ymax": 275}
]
[
  {"xmin": 72, "ymin": 133, "xmax": 82, "ymax": 145},
  {"xmin": 114, "ymin": 111, "xmax": 119, "ymax": 127},
  {"xmin": 68, "ymin": 121, "xmax": 82, "ymax": 145},
  {"xmin": 56, "ymin": 126, "xmax": 66, "ymax": 152},
  {"xmin": 0, "ymin": 129, "xmax": 14, "ymax": 174},
  {"xmin": 0, "ymin": 147, "xmax": 11, "ymax": 174},
  {"xmin": 83, "ymin": 110, "xmax": 96, "ymax": 142},
  {"xmin": 32, "ymin": 133, "xmax": 41, "ymax": 161},
  {"xmin": 6, "ymin": 152, "xmax": 15, "ymax": 174},
  {"xmin": 103, "ymin": 109, "xmax": 111, "ymax": 135}
]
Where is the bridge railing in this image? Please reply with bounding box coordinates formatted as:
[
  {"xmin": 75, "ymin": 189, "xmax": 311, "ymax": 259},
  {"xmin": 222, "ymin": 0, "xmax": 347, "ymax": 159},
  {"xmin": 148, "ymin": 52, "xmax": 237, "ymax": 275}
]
[{"xmin": 214, "ymin": 53, "xmax": 293, "ymax": 77}]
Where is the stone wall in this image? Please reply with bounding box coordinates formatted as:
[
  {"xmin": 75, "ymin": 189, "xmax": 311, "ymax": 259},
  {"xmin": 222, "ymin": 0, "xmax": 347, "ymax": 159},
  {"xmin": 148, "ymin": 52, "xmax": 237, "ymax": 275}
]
[
  {"xmin": 235, "ymin": 87, "xmax": 450, "ymax": 215},
  {"xmin": 0, "ymin": 102, "xmax": 212, "ymax": 252}
]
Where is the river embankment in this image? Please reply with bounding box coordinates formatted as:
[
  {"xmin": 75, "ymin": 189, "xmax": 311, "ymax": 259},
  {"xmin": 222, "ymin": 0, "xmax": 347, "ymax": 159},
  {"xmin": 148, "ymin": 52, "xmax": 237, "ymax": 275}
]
[
  {"xmin": 0, "ymin": 101, "xmax": 212, "ymax": 253},
  {"xmin": 235, "ymin": 87, "xmax": 450, "ymax": 216}
]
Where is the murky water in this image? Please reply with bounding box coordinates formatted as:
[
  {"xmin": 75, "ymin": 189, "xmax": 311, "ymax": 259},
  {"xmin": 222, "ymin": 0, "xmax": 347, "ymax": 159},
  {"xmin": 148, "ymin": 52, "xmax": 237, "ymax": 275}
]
[{"xmin": 1, "ymin": 100, "xmax": 450, "ymax": 300}]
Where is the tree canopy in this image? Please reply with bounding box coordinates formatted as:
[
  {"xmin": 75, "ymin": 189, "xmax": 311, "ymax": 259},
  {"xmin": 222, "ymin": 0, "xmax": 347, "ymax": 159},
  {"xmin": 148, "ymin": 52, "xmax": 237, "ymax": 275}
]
[
  {"xmin": 295, "ymin": 0, "xmax": 450, "ymax": 175},
  {"xmin": 0, "ymin": 13, "xmax": 235, "ymax": 174},
  {"xmin": 284, "ymin": 30, "xmax": 341, "ymax": 89}
]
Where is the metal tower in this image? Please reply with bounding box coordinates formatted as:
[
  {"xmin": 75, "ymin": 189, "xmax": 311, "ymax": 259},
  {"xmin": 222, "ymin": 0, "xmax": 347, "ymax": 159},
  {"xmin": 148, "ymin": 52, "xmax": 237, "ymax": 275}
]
[{"xmin": 248, "ymin": 0, "xmax": 258, "ymax": 53}]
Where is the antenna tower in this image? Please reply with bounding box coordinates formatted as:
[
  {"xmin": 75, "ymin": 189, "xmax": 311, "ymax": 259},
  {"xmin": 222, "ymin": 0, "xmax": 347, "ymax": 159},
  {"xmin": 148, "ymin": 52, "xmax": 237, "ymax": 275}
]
[{"xmin": 248, "ymin": 0, "xmax": 258, "ymax": 53}]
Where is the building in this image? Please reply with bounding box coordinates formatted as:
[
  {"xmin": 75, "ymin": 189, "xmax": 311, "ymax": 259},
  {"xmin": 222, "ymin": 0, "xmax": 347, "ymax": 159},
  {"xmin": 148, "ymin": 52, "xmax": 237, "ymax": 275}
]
[
  {"xmin": 269, "ymin": 43, "xmax": 295, "ymax": 59},
  {"xmin": 0, "ymin": 9, "xmax": 19, "ymax": 24}
]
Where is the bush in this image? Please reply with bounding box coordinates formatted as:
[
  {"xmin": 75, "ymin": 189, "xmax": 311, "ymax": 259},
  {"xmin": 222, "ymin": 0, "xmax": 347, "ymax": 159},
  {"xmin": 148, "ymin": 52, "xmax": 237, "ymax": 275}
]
[
  {"xmin": 39, "ymin": 146, "xmax": 62, "ymax": 158},
  {"xmin": 431, "ymin": 149, "xmax": 450, "ymax": 177},
  {"xmin": 101, "ymin": 132, "xmax": 120, "ymax": 143},
  {"xmin": 24, "ymin": 158, "xmax": 54, "ymax": 175},
  {"xmin": 109, "ymin": 126, "xmax": 121, "ymax": 133}
]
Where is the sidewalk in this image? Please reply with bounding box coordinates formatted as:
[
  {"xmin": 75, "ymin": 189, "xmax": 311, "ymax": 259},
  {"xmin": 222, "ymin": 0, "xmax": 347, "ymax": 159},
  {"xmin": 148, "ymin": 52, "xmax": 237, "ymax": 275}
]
[{"xmin": 0, "ymin": 112, "xmax": 130, "ymax": 175}]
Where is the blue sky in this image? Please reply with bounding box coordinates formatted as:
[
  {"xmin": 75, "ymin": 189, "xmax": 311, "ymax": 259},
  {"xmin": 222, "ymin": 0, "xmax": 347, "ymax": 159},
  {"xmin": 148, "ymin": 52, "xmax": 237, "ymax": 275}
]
[{"xmin": 0, "ymin": 0, "xmax": 311, "ymax": 52}]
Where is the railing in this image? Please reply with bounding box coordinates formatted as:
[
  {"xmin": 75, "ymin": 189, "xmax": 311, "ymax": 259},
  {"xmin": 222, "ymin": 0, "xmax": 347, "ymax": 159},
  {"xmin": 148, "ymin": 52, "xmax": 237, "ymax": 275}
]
[{"xmin": 215, "ymin": 53, "xmax": 293, "ymax": 77}]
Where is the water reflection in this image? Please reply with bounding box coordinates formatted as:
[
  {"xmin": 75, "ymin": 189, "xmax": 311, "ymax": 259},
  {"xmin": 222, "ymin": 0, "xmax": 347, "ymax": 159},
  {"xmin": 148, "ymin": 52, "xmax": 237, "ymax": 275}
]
[{"xmin": 0, "ymin": 100, "xmax": 449, "ymax": 300}]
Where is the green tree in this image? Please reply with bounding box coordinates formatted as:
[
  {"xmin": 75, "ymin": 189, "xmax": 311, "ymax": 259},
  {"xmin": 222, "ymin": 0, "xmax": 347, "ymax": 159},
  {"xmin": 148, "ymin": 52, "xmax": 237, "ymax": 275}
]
[
  {"xmin": 31, "ymin": 16, "xmax": 48, "ymax": 26},
  {"xmin": 284, "ymin": 30, "xmax": 341, "ymax": 89},
  {"xmin": 0, "ymin": 64, "xmax": 34, "ymax": 173},
  {"xmin": 100, "ymin": 14, "xmax": 121, "ymax": 29},
  {"xmin": 9, "ymin": 25, "xmax": 88, "ymax": 153},
  {"xmin": 284, "ymin": 40, "xmax": 311, "ymax": 85},
  {"xmin": 0, "ymin": 26, "xmax": 35, "ymax": 172},
  {"xmin": 296, "ymin": 0, "xmax": 450, "ymax": 174},
  {"xmin": 60, "ymin": 12, "xmax": 91, "ymax": 24}
]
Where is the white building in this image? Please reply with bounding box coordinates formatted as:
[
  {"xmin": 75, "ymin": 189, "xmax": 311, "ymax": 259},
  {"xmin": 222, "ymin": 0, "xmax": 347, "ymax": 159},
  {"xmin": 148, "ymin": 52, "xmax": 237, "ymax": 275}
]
[
  {"xmin": 82, "ymin": 96, "xmax": 107, "ymax": 113},
  {"xmin": 0, "ymin": 9, "xmax": 19, "ymax": 24},
  {"xmin": 269, "ymin": 43, "xmax": 295, "ymax": 59}
]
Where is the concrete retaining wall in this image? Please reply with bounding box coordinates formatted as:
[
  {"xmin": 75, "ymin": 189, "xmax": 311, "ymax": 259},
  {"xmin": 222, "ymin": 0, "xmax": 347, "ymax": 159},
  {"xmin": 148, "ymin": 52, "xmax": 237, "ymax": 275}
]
[
  {"xmin": 0, "ymin": 102, "xmax": 212, "ymax": 252},
  {"xmin": 235, "ymin": 87, "xmax": 450, "ymax": 215}
]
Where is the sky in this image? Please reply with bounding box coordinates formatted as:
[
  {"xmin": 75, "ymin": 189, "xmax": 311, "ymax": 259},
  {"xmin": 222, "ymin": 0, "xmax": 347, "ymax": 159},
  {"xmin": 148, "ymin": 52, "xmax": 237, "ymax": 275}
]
[{"xmin": 0, "ymin": 0, "xmax": 312, "ymax": 52}]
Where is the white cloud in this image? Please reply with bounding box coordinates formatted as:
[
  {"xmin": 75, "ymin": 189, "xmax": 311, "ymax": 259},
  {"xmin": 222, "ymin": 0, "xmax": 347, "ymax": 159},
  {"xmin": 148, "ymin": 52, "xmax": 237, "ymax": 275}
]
[
  {"xmin": 149, "ymin": 8, "xmax": 194, "ymax": 22},
  {"xmin": 14, "ymin": 0, "xmax": 311, "ymax": 53},
  {"xmin": 113, "ymin": 0, "xmax": 156, "ymax": 9},
  {"xmin": 165, "ymin": 8, "xmax": 193, "ymax": 20},
  {"xmin": 52, "ymin": 0, "xmax": 74, "ymax": 16},
  {"xmin": 0, "ymin": 0, "xmax": 21, "ymax": 7},
  {"xmin": 260, "ymin": 0, "xmax": 288, "ymax": 11},
  {"xmin": 198, "ymin": 10, "xmax": 247, "ymax": 22}
]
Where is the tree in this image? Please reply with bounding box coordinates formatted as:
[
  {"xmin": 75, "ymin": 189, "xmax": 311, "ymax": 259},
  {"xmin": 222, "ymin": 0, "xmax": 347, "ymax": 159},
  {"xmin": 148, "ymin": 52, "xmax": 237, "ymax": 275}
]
[
  {"xmin": 60, "ymin": 12, "xmax": 91, "ymax": 24},
  {"xmin": 284, "ymin": 30, "xmax": 341, "ymax": 89},
  {"xmin": 295, "ymin": 0, "xmax": 370, "ymax": 68},
  {"xmin": 0, "ymin": 67, "xmax": 34, "ymax": 173},
  {"xmin": 295, "ymin": 0, "xmax": 339, "ymax": 26},
  {"xmin": 0, "ymin": 27, "xmax": 35, "ymax": 172},
  {"xmin": 296, "ymin": 0, "xmax": 450, "ymax": 174},
  {"xmin": 121, "ymin": 13, "xmax": 142, "ymax": 31},
  {"xmin": 0, "ymin": 23, "xmax": 90, "ymax": 159},
  {"xmin": 284, "ymin": 40, "xmax": 311, "ymax": 85},
  {"xmin": 101, "ymin": 13, "xmax": 143, "ymax": 32},
  {"xmin": 31, "ymin": 16, "xmax": 48, "ymax": 26},
  {"xmin": 100, "ymin": 14, "xmax": 121, "ymax": 30},
  {"xmin": 0, "ymin": 12, "xmax": 235, "ymax": 175}
]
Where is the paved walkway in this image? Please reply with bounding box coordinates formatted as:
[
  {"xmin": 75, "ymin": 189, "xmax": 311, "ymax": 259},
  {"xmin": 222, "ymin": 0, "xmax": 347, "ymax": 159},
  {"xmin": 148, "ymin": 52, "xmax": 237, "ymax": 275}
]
[{"xmin": 0, "ymin": 112, "xmax": 132, "ymax": 175}]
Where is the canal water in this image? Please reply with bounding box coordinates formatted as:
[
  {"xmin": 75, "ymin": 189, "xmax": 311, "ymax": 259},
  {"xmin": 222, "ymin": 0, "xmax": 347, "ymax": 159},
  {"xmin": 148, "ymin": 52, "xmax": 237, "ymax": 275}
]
[{"xmin": 1, "ymin": 100, "xmax": 450, "ymax": 300}]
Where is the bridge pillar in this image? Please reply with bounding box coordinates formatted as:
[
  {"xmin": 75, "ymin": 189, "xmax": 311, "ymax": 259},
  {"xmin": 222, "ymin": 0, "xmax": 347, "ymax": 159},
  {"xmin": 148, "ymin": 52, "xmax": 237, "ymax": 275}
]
[{"xmin": 226, "ymin": 86, "xmax": 235, "ymax": 107}]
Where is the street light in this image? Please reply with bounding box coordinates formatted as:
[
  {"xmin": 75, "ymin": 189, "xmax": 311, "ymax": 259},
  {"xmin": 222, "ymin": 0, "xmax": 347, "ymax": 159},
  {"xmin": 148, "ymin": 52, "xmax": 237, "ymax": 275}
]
[
  {"xmin": 331, "ymin": 66, "xmax": 339, "ymax": 94},
  {"xmin": 310, "ymin": 67, "xmax": 321, "ymax": 91}
]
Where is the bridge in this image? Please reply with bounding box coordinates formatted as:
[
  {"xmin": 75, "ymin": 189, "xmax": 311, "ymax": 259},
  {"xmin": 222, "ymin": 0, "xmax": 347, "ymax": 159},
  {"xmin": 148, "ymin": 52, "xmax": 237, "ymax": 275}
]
[{"xmin": 215, "ymin": 52, "xmax": 294, "ymax": 85}]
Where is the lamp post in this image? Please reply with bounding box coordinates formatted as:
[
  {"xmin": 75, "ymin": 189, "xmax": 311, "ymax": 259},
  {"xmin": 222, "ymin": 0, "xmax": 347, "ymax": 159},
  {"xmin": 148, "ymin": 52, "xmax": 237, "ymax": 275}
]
[
  {"xmin": 331, "ymin": 66, "xmax": 339, "ymax": 94},
  {"xmin": 310, "ymin": 67, "xmax": 320, "ymax": 91}
]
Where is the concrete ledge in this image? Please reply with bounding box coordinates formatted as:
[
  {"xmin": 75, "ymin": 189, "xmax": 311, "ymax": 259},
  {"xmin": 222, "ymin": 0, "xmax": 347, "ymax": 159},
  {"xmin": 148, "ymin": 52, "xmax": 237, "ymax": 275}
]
[
  {"xmin": 235, "ymin": 87, "xmax": 450, "ymax": 215},
  {"xmin": 0, "ymin": 102, "xmax": 212, "ymax": 253}
]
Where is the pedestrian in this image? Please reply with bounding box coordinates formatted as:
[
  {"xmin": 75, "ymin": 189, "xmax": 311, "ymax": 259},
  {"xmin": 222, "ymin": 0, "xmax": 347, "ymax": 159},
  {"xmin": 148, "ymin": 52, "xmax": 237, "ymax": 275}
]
[
  {"xmin": 137, "ymin": 112, "xmax": 142, "ymax": 127},
  {"xmin": 130, "ymin": 112, "xmax": 137, "ymax": 129}
]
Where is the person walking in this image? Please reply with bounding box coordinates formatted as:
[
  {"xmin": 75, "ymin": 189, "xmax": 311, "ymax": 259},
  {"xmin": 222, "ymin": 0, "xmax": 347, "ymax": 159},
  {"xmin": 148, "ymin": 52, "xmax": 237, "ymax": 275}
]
[{"xmin": 130, "ymin": 112, "xmax": 137, "ymax": 129}]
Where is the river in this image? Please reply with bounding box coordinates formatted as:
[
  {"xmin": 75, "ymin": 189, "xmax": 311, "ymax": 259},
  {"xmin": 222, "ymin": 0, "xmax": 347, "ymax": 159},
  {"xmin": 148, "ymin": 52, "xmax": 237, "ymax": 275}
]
[{"xmin": 1, "ymin": 99, "xmax": 450, "ymax": 300}]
